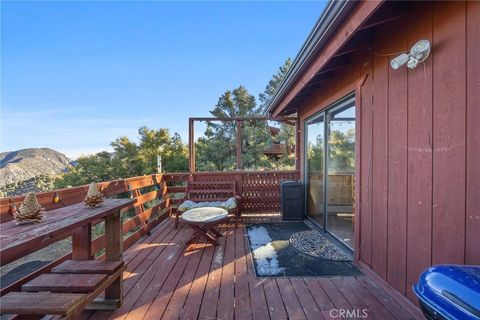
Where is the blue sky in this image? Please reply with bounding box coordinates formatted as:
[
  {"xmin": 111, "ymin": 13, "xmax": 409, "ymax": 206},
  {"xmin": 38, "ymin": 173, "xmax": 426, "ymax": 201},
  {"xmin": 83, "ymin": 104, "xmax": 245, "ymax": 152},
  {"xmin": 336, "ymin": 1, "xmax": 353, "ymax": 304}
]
[{"xmin": 1, "ymin": 1, "xmax": 325, "ymax": 159}]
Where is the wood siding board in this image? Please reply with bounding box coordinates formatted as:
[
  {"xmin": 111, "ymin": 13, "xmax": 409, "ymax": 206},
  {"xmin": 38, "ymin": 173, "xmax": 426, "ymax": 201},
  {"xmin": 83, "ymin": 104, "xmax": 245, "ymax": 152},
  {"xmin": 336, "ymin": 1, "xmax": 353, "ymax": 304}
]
[
  {"xmin": 465, "ymin": 0, "xmax": 480, "ymax": 265},
  {"xmin": 360, "ymin": 56, "xmax": 373, "ymax": 267},
  {"xmin": 406, "ymin": 1, "xmax": 434, "ymax": 303},
  {"xmin": 386, "ymin": 19, "xmax": 409, "ymax": 295},
  {"xmin": 354, "ymin": 61, "xmax": 363, "ymax": 261},
  {"xmin": 371, "ymin": 32, "xmax": 389, "ymax": 280},
  {"xmin": 432, "ymin": 1, "xmax": 466, "ymax": 265}
]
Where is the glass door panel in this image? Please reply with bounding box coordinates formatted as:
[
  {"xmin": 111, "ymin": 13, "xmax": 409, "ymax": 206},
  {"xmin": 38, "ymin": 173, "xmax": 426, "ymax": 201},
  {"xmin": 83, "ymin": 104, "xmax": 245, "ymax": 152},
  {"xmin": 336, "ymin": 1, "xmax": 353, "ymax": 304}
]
[
  {"xmin": 326, "ymin": 103, "xmax": 355, "ymax": 248},
  {"xmin": 305, "ymin": 116, "xmax": 324, "ymax": 227}
]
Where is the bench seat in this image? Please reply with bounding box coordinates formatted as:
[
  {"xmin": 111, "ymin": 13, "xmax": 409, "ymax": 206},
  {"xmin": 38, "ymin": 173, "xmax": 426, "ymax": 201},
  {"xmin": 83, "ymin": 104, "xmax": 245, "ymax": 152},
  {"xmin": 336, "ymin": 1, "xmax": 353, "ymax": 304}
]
[
  {"xmin": 0, "ymin": 292, "xmax": 86, "ymax": 316},
  {"xmin": 22, "ymin": 273, "xmax": 107, "ymax": 293}
]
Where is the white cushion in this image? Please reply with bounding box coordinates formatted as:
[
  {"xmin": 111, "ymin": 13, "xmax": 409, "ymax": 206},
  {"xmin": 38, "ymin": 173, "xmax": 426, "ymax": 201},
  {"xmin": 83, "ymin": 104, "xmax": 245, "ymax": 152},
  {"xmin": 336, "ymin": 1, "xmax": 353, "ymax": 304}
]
[
  {"xmin": 181, "ymin": 207, "xmax": 228, "ymax": 223},
  {"xmin": 178, "ymin": 197, "xmax": 237, "ymax": 212}
]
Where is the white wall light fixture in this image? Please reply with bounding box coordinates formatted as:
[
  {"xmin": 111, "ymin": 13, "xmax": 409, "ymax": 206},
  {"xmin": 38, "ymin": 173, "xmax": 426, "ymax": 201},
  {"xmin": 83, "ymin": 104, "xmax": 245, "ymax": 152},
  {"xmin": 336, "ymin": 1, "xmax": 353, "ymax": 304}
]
[{"xmin": 390, "ymin": 39, "xmax": 431, "ymax": 70}]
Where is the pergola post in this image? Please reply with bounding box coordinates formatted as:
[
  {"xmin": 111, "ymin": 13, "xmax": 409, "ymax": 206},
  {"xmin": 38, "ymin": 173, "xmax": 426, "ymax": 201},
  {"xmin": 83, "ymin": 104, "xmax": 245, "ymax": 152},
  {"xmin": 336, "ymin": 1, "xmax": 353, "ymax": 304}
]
[
  {"xmin": 236, "ymin": 120, "xmax": 242, "ymax": 170},
  {"xmin": 189, "ymin": 118, "xmax": 195, "ymax": 173}
]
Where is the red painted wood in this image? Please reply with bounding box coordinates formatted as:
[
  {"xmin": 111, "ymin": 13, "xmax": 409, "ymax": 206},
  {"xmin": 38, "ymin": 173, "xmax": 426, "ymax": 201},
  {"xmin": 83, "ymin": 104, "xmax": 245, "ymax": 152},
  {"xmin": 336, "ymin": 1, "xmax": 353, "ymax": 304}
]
[
  {"xmin": 244, "ymin": 228, "xmax": 270, "ymax": 320},
  {"xmin": 386, "ymin": 18, "xmax": 409, "ymax": 295},
  {"xmin": 263, "ymin": 278, "xmax": 288, "ymax": 320},
  {"xmin": 179, "ymin": 242, "xmax": 215, "ymax": 320},
  {"xmin": 233, "ymin": 226, "xmax": 253, "ymax": 320},
  {"xmin": 216, "ymin": 225, "xmax": 236, "ymax": 320},
  {"xmin": 160, "ymin": 239, "xmax": 205, "ymax": 320},
  {"xmin": 317, "ymin": 279, "xmax": 351, "ymax": 310},
  {"xmin": 359, "ymin": 56, "xmax": 373, "ymax": 267},
  {"xmin": 22, "ymin": 273, "xmax": 107, "ymax": 293},
  {"xmin": 197, "ymin": 226, "xmax": 227, "ymax": 320},
  {"xmin": 371, "ymin": 28, "xmax": 389, "ymax": 281},
  {"xmin": 344, "ymin": 277, "xmax": 397, "ymax": 320},
  {"xmin": 406, "ymin": 2, "xmax": 434, "ymax": 302},
  {"xmin": 290, "ymin": 278, "xmax": 323, "ymax": 320},
  {"xmin": 276, "ymin": 278, "xmax": 307, "ymax": 320},
  {"xmin": 465, "ymin": 0, "xmax": 480, "ymax": 265},
  {"xmin": 92, "ymin": 223, "xmax": 188, "ymax": 320},
  {"xmin": 0, "ymin": 199, "xmax": 133, "ymax": 265},
  {"xmin": 52, "ymin": 260, "xmax": 124, "ymax": 275},
  {"xmin": 331, "ymin": 278, "xmax": 381, "ymax": 320},
  {"xmin": 432, "ymin": 1, "xmax": 466, "ymax": 265}
]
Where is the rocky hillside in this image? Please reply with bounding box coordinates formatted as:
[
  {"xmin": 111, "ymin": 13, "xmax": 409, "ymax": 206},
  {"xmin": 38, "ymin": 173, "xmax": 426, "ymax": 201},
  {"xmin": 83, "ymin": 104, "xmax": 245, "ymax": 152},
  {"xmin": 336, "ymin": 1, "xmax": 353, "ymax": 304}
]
[{"xmin": 0, "ymin": 148, "xmax": 70, "ymax": 188}]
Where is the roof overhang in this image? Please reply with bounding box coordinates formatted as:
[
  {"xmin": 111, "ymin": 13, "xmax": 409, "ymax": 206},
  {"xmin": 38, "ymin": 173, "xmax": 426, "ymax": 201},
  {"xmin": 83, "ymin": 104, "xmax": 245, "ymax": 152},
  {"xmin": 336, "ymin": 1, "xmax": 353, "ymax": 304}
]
[{"xmin": 266, "ymin": 0, "xmax": 384, "ymax": 116}]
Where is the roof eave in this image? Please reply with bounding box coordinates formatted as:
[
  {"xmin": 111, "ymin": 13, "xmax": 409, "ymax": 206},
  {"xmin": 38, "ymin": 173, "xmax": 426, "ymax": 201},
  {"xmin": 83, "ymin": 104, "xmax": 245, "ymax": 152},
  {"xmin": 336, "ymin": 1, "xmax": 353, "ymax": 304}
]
[{"xmin": 266, "ymin": 0, "xmax": 357, "ymax": 116}]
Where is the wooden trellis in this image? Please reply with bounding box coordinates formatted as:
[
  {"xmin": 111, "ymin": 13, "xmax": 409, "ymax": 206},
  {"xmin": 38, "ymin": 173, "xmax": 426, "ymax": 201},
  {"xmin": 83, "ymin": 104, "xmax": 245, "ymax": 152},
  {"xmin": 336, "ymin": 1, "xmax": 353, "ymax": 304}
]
[{"xmin": 188, "ymin": 116, "xmax": 300, "ymax": 173}]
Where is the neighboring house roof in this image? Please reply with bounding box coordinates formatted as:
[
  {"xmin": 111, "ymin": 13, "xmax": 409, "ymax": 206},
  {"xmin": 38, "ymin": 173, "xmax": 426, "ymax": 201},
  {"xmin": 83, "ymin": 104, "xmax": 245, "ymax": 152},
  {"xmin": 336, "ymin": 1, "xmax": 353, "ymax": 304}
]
[{"xmin": 266, "ymin": 0, "xmax": 383, "ymax": 116}]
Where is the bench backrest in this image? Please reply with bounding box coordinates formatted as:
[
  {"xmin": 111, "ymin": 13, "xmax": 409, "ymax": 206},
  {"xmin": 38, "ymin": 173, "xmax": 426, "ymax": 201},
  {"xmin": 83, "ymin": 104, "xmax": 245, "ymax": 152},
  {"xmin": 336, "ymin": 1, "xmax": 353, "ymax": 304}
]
[{"xmin": 186, "ymin": 181, "xmax": 237, "ymax": 202}]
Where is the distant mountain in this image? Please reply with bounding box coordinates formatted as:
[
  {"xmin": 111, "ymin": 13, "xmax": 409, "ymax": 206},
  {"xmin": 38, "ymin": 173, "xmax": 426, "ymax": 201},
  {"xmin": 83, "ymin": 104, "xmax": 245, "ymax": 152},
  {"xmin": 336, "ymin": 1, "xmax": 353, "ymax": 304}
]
[{"xmin": 0, "ymin": 148, "xmax": 70, "ymax": 188}]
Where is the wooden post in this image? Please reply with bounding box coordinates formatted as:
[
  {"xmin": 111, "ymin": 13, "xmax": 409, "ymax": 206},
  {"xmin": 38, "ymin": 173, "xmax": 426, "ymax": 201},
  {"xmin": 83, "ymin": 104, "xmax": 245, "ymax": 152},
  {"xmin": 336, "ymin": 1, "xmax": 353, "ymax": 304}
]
[
  {"xmin": 72, "ymin": 224, "xmax": 92, "ymax": 260},
  {"xmin": 236, "ymin": 120, "xmax": 242, "ymax": 170},
  {"xmin": 189, "ymin": 118, "xmax": 195, "ymax": 173},
  {"xmin": 104, "ymin": 211, "xmax": 122, "ymax": 305},
  {"xmin": 295, "ymin": 117, "xmax": 301, "ymax": 171}
]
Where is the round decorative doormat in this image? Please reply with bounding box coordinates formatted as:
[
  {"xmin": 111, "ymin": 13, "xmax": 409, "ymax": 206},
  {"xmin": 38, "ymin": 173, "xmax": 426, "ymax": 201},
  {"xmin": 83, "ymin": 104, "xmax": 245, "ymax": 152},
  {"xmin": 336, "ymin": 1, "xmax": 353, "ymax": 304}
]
[{"xmin": 289, "ymin": 230, "xmax": 353, "ymax": 261}]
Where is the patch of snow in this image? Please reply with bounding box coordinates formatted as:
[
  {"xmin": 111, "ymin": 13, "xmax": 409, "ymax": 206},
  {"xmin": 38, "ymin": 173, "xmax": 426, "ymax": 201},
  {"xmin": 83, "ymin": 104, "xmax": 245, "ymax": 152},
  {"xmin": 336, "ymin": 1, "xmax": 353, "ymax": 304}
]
[
  {"xmin": 213, "ymin": 245, "xmax": 224, "ymax": 266},
  {"xmin": 247, "ymin": 226, "xmax": 285, "ymax": 276}
]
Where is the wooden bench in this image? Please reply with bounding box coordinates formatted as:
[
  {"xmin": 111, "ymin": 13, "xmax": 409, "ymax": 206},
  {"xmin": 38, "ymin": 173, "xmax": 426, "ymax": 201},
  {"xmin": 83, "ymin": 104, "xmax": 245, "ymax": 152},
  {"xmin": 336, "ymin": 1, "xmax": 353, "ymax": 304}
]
[
  {"xmin": 0, "ymin": 260, "xmax": 126, "ymax": 318},
  {"xmin": 175, "ymin": 181, "xmax": 242, "ymax": 228},
  {"xmin": 0, "ymin": 199, "xmax": 133, "ymax": 319}
]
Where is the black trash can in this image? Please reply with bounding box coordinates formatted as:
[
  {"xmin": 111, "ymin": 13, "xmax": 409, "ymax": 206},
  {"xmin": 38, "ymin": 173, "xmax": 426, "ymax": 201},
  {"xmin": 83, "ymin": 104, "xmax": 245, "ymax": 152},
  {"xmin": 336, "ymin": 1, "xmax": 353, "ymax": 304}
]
[{"xmin": 280, "ymin": 181, "xmax": 304, "ymax": 221}]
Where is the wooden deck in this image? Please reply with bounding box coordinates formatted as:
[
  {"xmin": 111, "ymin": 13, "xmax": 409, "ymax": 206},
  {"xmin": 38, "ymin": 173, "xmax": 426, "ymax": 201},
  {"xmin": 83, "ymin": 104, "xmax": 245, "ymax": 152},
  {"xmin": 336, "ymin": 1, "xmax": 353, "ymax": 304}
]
[{"xmin": 82, "ymin": 215, "xmax": 423, "ymax": 320}]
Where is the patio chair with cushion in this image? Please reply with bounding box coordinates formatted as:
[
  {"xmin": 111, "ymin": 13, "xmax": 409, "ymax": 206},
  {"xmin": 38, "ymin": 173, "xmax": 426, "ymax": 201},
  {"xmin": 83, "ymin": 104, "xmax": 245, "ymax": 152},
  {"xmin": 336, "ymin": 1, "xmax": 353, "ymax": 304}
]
[{"xmin": 175, "ymin": 181, "xmax": 242, "ymax": 228}]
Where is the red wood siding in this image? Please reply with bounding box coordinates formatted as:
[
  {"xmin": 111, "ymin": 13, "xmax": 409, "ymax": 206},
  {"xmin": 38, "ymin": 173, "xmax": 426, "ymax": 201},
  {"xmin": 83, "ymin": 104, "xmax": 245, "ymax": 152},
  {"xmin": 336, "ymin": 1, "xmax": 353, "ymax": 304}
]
[
  {"xmin": 297, "ymin": 1, "xmax": 480, "ymax": 303},
  {"xmin": 466, "ymin": 1, "xmax": 480, "ymax": 265}
]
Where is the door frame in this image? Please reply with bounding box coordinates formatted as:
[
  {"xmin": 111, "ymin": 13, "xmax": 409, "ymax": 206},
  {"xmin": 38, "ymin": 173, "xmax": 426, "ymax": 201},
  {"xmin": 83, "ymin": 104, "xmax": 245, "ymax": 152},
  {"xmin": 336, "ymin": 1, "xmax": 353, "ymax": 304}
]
[{"xmin": 303, "ymin": 93, "xmax": 356, "ymax": 251}]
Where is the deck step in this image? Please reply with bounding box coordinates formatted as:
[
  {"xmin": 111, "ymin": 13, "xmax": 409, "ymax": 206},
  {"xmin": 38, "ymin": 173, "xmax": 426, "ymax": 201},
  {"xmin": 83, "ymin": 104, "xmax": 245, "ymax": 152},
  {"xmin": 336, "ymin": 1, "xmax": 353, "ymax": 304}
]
[
  {"xmin": 52, "ymin": 260, "xmax": 124, "ymax": 275},
  {"xmin": 0, "ymin": 291, "xmax": 86, "ymax": 315},
  {"xmin": 22, "ymin": 273, "xmax": 107, "ymax": 293}
]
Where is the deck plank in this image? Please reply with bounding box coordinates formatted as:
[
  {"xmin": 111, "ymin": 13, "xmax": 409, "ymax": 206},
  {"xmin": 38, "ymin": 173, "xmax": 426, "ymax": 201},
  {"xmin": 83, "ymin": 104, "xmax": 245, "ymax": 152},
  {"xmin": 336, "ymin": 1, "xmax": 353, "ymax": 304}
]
[
  {"xmin": 344, "ymin": 277, "xmax": 398, "ymax": 320},
  {"xmin": 263, "ymin": 278, "xmax": 288, "ymax": 320},
  {"xmin": 234, "ymin": 224, "xmax": 253, "ymax": 320},
  {"xmin": 125, "ymin": 227, "xmax": 195, "ymax": 320},
  {"xmin": 197, "ymin": 223, "xmax": 227, "ymax": 320},
  {"xmin": 160, "ymin": 240, "xmax": 206, "ymax": 319},
  {"xmin": 290, "ymin": 278, "xmax": 324, "ymax": 320},
  {"xmin": 244, "ymin": 225, "xmax": 270, "ymax": 320},
  {"xmin": 84, "ymin": 216, "xmax": 422, "ymax": 320},
  {"xmin": 179, "ymin": 241, "xmax": 216, "ymax": 320},
  {"xmin": 276, "ymin": 278, "xmax": 307, "ymax": 320},
  {"xmin": 216, "ymin": 225, "xmax": 236, "ymax": 320}
]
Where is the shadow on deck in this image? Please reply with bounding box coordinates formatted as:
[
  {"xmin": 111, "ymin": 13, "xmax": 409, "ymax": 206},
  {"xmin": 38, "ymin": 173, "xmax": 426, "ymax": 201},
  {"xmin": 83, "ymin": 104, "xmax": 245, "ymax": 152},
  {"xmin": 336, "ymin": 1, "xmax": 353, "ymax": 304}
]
[{"xmin": 83, "ymin": 214, "xmax": 422, "ymax": 320}]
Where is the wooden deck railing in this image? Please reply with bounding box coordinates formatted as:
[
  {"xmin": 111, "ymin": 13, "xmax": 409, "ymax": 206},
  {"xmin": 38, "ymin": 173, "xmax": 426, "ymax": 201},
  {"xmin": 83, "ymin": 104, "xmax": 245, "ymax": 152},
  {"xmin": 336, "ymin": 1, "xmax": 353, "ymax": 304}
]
[
  {"xmin": 0, "ymin": 170, "xmax": 299, "ymax": 295},
  {"xmin": 163, "ymin": 170, "xmax": 300, "ymax": 212}
]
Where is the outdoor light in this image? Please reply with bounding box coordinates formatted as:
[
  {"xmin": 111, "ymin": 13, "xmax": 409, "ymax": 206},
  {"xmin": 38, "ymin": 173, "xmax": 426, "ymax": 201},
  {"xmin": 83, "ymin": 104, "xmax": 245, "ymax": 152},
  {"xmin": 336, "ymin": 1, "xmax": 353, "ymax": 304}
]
[{"xmin": 390, "ymin": 39, "xmax": 431, "ymax": 70}]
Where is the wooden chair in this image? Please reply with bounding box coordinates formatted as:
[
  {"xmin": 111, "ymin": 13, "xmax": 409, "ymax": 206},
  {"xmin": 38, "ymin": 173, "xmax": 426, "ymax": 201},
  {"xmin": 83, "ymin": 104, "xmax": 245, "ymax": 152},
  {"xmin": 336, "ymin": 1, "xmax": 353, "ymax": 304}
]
[{"xmin": 175, "ymin": 181, "xmax": 242, "ymax": 228}]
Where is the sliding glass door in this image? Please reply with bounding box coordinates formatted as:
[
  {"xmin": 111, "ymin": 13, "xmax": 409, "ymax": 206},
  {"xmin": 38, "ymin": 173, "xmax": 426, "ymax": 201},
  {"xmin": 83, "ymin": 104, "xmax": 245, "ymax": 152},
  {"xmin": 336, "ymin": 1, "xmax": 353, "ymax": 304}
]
[
  {"xmin": 305, "ymin": 96, "xmax": 355, "ymax": 249},
  {"xmin": 305, "ymin": 115, "xmax": 325, "ymax": 227}
]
